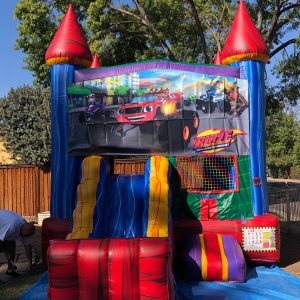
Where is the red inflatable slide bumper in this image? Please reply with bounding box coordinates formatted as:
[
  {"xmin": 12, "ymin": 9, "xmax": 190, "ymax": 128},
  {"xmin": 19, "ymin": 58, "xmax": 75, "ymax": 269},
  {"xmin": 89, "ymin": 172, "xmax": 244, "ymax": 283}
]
[
  {"xmin": 174, "ymin": 213, "xmax": 280, "ymax": 264},
  {"xmin": 42, "ymin": 217, "xmax": 71, "ymax": 264},
  {"xmin": 47, "ymin": 238, "xmax": 174, "ymax": 300}
]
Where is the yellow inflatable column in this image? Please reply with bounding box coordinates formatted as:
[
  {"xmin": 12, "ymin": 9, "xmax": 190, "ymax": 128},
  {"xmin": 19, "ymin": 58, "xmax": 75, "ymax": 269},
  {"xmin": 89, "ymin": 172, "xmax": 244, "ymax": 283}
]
[
  {"xmin": 147, "ymin": 156, "xmax": 170, "ymax": 238},
  {"xmin": 67, "ymin": 156, "xmax": 103, "ymax": 239}
]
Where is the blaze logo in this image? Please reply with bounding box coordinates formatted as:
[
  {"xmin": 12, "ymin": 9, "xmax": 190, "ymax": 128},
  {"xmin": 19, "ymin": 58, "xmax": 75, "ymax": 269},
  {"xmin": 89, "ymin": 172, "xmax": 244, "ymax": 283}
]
[{"xmin": 192, "ymin": 128, "xmax": 247, "ymax": 154}]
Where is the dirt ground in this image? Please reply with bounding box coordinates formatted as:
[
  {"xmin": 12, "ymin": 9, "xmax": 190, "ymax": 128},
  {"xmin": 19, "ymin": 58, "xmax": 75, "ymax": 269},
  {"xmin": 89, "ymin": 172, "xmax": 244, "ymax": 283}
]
[
  {"xmin": 278, "ymin": 224, "xmax": 300, "ymax": 278},
  {"xmin": 0, "ymin": 225, "xmax": 44, "ymax": 285}
]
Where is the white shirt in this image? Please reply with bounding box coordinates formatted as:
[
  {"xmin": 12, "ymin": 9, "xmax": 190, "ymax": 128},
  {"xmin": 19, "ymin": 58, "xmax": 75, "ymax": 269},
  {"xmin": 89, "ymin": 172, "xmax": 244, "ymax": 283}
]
[{"xmin": 0, "ymin": 210, "xmax": 31, "ymax": 246}]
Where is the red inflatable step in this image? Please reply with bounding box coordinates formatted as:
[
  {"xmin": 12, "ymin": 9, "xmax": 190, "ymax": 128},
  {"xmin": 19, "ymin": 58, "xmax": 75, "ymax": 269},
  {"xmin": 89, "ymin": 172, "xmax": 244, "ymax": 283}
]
[
  {"xmin": 47, "ymin": 238, "xmax": 174, "ymax": 300},
  {"xmin": 174, "ymin": 213, "xmax": 280, "ymax": 263},
  {"xmin": 42, "ymin": 217, "xmax": 71, "ymax": 264},
  {"xmin": 47, "ymin": 239, "xmax": 79, "ymax": 300}
]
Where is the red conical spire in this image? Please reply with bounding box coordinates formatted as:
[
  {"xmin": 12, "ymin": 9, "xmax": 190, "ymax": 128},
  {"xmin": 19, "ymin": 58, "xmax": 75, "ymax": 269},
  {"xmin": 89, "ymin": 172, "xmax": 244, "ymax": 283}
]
[
  {"xmin": 213, "ymin": 51, "xmax": 223, "ymax": 65},
  {"xmin": 221, "ymin": 0, "xmax": 269, "ymax": 65},
  {"xmin": 45, "ymin": 4, "xmax": 92, "ymax": 67},
  {"xmin": 90, "ymin": 54, "xmax": 101, "ymax": 68}
]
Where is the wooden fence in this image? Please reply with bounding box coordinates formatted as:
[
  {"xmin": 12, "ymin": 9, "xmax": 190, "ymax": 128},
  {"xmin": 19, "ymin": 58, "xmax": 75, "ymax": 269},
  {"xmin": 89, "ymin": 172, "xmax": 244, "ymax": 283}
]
[
  {"xmin": 0, "ymin": 158, "xmax": 147, "ymax": 219},
  {"xmin": 0, "ymin": 165, "xmax": 51, "ymax": 219},
  {"xmin": 1, "ymin": 161, "xmax": 299, "ymax": 225},
  {"xmin": 114, "ymin": 157, "xmax": 147, "ymax": 175}
]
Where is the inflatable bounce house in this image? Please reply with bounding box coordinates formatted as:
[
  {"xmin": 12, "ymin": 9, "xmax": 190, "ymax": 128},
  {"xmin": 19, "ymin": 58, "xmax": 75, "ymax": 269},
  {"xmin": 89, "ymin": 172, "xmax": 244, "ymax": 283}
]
[{"xmin": 20, "ymin": 1, "xmax": 300, "ymax": 300}]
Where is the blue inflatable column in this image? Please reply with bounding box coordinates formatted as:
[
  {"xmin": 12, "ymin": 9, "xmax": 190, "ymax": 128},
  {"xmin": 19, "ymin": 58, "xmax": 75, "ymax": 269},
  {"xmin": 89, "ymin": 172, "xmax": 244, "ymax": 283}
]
[
  {"xmin": 50, "ymin": 64, "xmax": 82, "ymax": 219},
  {"xmin": 236, "ymin": 61, "xmax": 267, "ymax": 215}
]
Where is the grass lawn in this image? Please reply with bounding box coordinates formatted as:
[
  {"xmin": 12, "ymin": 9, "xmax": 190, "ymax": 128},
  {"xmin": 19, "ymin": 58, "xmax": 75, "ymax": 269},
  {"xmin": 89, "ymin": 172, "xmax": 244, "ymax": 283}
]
[
  {"xmin": 0, "ymin": 225, "xmax": 299, "ymax": 299},
  {"xmin": 0, "ymin": 263, "xmax": 47, "ymax": 300}
]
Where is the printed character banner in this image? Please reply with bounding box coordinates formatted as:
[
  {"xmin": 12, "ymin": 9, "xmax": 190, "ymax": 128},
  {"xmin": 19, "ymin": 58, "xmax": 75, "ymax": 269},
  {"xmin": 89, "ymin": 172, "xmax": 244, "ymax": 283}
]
[{"xmin": 68, "ymin": 68, "xmax": 249, "ymax": 156}]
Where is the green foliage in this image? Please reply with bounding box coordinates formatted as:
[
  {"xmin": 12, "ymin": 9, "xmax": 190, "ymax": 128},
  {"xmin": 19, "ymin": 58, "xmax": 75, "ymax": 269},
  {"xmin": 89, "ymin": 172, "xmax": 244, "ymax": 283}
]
[
  {"xmin": 271, "ymin": 44, "xmax": 300, "ymax": 107},
  {"xmin": 292, "ymin": 126, "xmax": 300, "ymax": 166},
  {"xmin": 265, "ymin": 86, "xmax": 286, "ymax": 115},
  {"xmin": 13, "ymin": 0, "xmax": 299, "ymax": 177},
  {"xmin": 14, "ymin": 0, "xmax": 299, "ymax": 110},
  {"xmin": 134, "ymin": 89, "xmax": 145, "ymax": 97},
  {"xmin": 14, "ymin": 0, "xmax": 56, "ymax": 87},
  {"xmin": 0, "ymin": 86, "xmax": 51, "ymax": 169},
  {"xmin": 86, "ymin": 0, "xmax": 236, "ymax": 64},
  {"xmin": 266, "ymin": 111, "xmax": 300, "ymax": 178},
  {"xmin": 14, "ymin": 0, "xmax": 92, "ymax": 86},
  {"xmin": 114, "ymin": 85, "xmax": 130, "ymax": 96}
]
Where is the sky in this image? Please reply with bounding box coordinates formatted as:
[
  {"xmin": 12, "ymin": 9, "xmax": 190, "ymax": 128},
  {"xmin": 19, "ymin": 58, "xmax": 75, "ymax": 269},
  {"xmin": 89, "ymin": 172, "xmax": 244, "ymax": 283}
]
[
  {"xmin": 0, "ymin": 0, "xmax": 298, "ymax": 108},
  {"xmin": 0, "ymin": 0, "xmax": 33, "ymax": 97}
]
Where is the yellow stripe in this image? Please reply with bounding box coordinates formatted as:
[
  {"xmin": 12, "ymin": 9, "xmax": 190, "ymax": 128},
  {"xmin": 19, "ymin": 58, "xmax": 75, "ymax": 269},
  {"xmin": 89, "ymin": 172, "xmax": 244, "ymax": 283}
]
[
  {"xmin": 147, "ymin": 156, "xmax": 169, "ymax": 237},
  {"xmin": 217, "ymin": 234, "xmax": 229, "ymax": 281},
  {"xmin": 222, "ymin": 53, "xmax": 269, "ymax": 65},
  {"xmin": 46, "ymin": 56, "xmax": 91, "ymax": 67},
  {"xmin": 67, "ymin": 156, "xmax": 102, "ymax": 240},
  {"xmin": 199, "ymin": 234, "xmax": 207, "ymax": 280}
]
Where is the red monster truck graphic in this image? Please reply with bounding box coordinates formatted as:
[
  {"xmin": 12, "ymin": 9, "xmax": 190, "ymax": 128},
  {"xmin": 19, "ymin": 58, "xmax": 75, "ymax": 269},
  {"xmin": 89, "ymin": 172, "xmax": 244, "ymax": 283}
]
[
  {"xmin": 195, "ymin": 80, "xmax": 248, "ymax": 116},
  {"xmin": 115, "ymin": 92, "xmax": 199, "ymax": 151},
  {"xmin": 87, "ymin": 91, "xmax": 199, "ymax": 152},
  {"xmin": 116, "ymin": 92, "xmax": 183, "ymax": 124}
]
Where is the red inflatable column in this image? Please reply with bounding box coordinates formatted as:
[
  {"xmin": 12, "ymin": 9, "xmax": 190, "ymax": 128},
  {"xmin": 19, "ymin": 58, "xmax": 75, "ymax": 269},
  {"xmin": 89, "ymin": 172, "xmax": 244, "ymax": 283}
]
[
  {"xmin": 47, "ymin": 240, "xmax": 80, "ymax": 300},
  {"xmin": 42, "ymin": 217, "xmax": 71, "ymax": 264},
  {"xmin": 139, "ymin": 238, "xmax": 174, "ymax": 299}
]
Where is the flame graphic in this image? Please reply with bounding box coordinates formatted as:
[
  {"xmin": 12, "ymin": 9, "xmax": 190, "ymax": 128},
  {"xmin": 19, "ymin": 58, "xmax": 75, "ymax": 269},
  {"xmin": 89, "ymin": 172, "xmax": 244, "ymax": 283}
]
[
  {"xmin": 161, "ymin": 100, "xmax": 177, "ymax": 115},
  {"xmin": 193, "ymin": 128, "xmax": 247, "ymax": 154},
  {"xmin": 196, "ymin": 128, "xmax": 222, "ymax": 137},
  {"xmin": 230, "ymin": 129, "xmax": 247, "ymax": 143}
]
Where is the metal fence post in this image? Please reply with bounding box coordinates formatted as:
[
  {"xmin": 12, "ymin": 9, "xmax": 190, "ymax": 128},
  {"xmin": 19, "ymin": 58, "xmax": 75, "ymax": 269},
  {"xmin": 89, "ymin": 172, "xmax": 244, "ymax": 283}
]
[
  {"xmin": 286, "ymin": 189, "xmax": 291, "ymax": 235},
  {"xmin": 286, "ymin": 189, "xmax": 291, "ymax": 222}
]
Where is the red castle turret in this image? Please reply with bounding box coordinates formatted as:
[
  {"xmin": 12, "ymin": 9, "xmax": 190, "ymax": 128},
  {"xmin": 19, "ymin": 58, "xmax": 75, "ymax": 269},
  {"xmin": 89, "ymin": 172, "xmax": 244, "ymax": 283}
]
[
  {"xmin": 90, "ymin": 53, "xmax": 101, "ymax": 68},
  {"xmin": 45, "ymin": 4, "xmax": 92, "ymax": 67},
  {"xmin": 213, "ymin": 51, "xmax": 223, "ymax": 65},
  {"xmin": 221, "ymin": 0, "xmax": 269, "ymax": 65}
]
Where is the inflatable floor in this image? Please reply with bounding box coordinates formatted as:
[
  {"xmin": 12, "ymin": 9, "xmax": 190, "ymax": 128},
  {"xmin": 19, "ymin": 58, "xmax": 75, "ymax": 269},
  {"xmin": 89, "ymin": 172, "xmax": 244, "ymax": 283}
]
[{"xmin": 20, "ymin": 266, "xmax": 300, "ymax": 300}]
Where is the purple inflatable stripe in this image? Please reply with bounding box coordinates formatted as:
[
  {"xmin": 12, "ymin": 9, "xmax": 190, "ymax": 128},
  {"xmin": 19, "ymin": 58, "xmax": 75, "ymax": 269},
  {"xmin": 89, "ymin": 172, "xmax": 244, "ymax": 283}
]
[
  {"xmin": 184, "ymin": 235, "xmax": 202, "ymax": 280},
  {"xmin": 74, "ymin": 60, "xmax": 240, "ymax": 82},
  {"xmin": 222, "ymin": 235, "xmax": 245, "ymax": 282}
]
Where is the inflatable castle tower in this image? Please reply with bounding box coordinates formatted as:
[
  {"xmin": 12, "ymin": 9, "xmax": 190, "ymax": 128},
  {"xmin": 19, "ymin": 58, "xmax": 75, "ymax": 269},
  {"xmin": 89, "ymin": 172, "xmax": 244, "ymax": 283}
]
[
  {"xmin": 45, "ymin": 5, "xmax": 93, "ymax": 219},
  {"xmin": 221, "ymin": 0, "xmax": 269, "ymax": 216},
  {"xmin": 42, "ymin": 2, "xmax": 280, "ymax": 299}
]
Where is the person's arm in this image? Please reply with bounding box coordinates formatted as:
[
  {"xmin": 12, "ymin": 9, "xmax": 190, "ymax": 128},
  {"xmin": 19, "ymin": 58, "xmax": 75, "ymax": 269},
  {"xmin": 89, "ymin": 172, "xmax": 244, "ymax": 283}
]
[{"xmin": 24, "ymin": 244, "xmax": 32, "ymax": 271}]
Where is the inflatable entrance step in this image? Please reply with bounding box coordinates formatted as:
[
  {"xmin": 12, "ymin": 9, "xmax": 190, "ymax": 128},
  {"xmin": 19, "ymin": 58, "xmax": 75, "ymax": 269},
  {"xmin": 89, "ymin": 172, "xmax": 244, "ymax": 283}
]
[
  {"xmin": 47, "ymin": 238, "xmax": 174, "ymax": 300},
  {"xmin": 41, "ymin": 217, "xmax": 71, "ymax": 264},
  {"xmin": 180, "ymin": 233, "xmax": 246, "ymax": 282}
]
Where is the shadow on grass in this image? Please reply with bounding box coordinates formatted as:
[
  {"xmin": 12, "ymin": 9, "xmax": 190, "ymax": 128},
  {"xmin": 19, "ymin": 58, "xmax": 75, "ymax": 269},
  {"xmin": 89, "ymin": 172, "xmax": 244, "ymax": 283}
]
[
  {"xmin": 279, "ymin": 228, "xmax": 300, "ymax": 269},
  {"xmin": 0, "ymin": 263, "xmax": 47, "ymax": 300}
]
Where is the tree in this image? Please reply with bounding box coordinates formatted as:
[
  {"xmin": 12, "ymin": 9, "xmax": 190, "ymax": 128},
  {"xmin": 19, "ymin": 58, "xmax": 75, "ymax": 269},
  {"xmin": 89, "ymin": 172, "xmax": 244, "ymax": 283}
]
[
  {"xmin": 14, "ymin": 0, "xmax": 56, "ymax": 87},
  {"xmin": 293, "ymin": 129, "xmax": 300, "ymax": 167},
  {"xmin": 14, "ymin": 0, "xmax": 93, "ymax": 86},
  {"xmin": 15, "ymin": 0, "xmax": 299, "ymax": 106},
  {"xmin": 270, "ymin": 44, "xmax": 300, "ymax": 108},
  {"xmin": 12, "ymin": 0, "xmax": 300, "ymax": 176},
  {"xmin": 134, "ymin": 89, "xmax": 145, "ymax": 97},
  {"xmin": 114, "ymin": 86, "xmax": 131, "ymax": 96},
  {"xmin": 265, "ymin": 111, "xmax": 300, "ymax": 178},
  {"xmin": 0, "ymin": 86, "xmax": 51, "ymax": 169}
]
